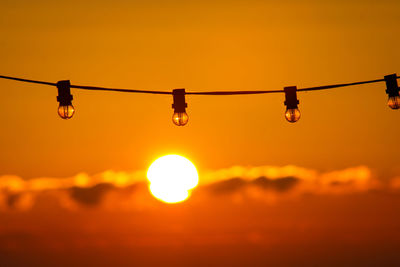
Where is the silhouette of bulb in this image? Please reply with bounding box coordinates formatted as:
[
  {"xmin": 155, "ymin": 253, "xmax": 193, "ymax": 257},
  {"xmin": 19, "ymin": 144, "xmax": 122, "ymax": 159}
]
[
  {"xmin": 285, "ymin": 108, "xmax": 301, "ymax": 123},
  {"xmin": 172, "ymin": 112, "xmax": 188, "ymax": 126},
  {"xmin": 58, "ymin": 104, "xmax": 75, "ymax": 119},
  {"xmin": 388, "ymin": 96, "xmax": 400, "ymax": 110}
]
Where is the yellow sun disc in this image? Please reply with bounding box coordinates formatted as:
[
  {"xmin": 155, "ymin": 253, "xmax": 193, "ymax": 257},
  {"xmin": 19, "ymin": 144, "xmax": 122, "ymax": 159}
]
[{"xmin": 147, "ymin": 155, "xmax": 199, "ymax": 203}]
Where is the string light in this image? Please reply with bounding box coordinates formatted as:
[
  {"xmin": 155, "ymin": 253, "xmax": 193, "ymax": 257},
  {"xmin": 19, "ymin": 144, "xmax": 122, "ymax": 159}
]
[
  {"xmin": 56, "ymin": 80, "xmax": 75, "ymax": 119},
  {"xmin": 0, "ymin": 73, "xmax": 398, "ymax": 125},
  {"xmin": 385, "ymin": 74, "xmax": 400, "ymax": 110},
  {"xmin": 284, "ymin": 86, "xmax": 300, "ymax": 123},
  {"xmin": 172, "ymin": 89, "xmax": 188, "ymax": 126}
]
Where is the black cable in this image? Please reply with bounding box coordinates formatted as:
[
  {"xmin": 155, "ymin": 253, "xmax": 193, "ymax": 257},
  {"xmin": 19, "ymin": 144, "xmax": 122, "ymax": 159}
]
[
  {"xmin": 0, "ymin": 75, "xmax": 171, "ymax": 95},
  {"xmin": 187, "ymin": 77, "xmax": 390, "ymax": 95},
  {"xmin": 298, "ymin": 78, "xmax": 386, "ymax": 92},
  {"xmin": 0, "ymin": 74, "xmax": 397, "ymax": 95},
  {"xmin": 0, "ymin": 75, "xmax": 56, "ymax": 87},
  {"xmin": 186, "ymin": 89, "xmax": 283, "ymax": 95},
  {"xmin": 69, "ymin": 84, "xmax": 172, "ymax": 95}
]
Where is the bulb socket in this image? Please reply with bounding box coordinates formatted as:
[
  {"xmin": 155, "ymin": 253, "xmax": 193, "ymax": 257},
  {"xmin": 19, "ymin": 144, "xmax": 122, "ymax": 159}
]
[
  {"xmin": 284, "ymin": 86, "xmax": 299, "ymax": 109},
  {"xmin": 172, "ymin": 88, "xmax": 187, "ymax": 113},
  {"xmin": 56, "ymin": 80, "xmax": 73, "ymax": 106},
  {"xmin": 385, "ymin": 74, "xmax": 400, "ymax": 97}
]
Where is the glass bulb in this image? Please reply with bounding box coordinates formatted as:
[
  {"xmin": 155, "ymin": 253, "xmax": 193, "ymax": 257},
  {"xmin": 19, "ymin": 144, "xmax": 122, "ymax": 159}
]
[
  {"xmin": 285, "ymin": 108, "xmax": 301, "ymax": 123},
  {"xmin": 58, "ymin": 104, "xmax": 75, "ymax": 119},
  {"xmin": 172, "ymin": 112, "xmax": 188, "ymax": 126},
  {"xmin": 388, "ymin": 96, "xmax": 400, "ymax": 110}
]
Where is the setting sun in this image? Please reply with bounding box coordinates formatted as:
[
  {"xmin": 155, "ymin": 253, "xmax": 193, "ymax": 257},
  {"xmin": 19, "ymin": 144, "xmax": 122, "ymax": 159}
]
[{"xmin": 147, "ymin": 155, "xmax": 199, "ymax": 203}]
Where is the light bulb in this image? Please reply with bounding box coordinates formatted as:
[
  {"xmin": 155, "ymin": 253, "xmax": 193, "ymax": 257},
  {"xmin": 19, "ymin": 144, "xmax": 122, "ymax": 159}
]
[
  {"xmin": 388, "ymin": 96, "xmax": 400, "ymax": 110},
  {"xmin": 58, "ymin": 104, "xmax": 75, "ymax": 119},
  {"xmin": 285, "ymin": 108, "xmax": 300, "ymax": 123},
  {"xmin": 172, "ymin": 112, "xmax": 188, "ymax": 126}
]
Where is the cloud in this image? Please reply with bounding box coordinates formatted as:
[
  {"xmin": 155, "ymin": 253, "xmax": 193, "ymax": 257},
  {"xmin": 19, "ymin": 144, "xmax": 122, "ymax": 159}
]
[
  {"xmin": 199, "ymin": 165, "xmax": 317, "ymax": 184},
  {"xmin": 4, "ymin": 192, "xmax": 34, "ymax": 211},
  {"xmin": 0, "ymin": 170, "xmax": 147, "ymax": 193},
  {"xmin": 207, "ymin": 176, "xmax": 300, "ymax": 194},
  {"xmin": 207, "ymin": 177, "xmax": 247, "ymax": 194},
  {"xmin": 203, "ymin": 165, "xmax": 379, "ymax": 195},
  {"xmin": 0, "ymin": 165, "xmax": 394, "ymax": 212},
  {"xmin": 251, "ymin": 176, "xmax": 299, "ymax": 191},
  {"xmin": 69, "ymin": 183, "xmax": 115, "ymax": 206}
]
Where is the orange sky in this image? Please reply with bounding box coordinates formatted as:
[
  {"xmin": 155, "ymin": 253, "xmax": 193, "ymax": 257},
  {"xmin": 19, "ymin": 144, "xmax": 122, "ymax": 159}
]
[
  {"xmin": 1, "ymin": 165, "xmax": 400, "ymax": 266},
  {"xmin": 1, "ymin": 1, "xmax": 400, "ymax": 265},
  {"xmin": 0, "ymin": 0, "xmax": 399, "ymax": 179}
]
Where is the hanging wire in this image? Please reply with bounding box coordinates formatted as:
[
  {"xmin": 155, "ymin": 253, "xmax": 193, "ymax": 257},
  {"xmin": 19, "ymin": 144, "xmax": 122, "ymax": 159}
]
[
  {"xmin": 69, "ymin": 84, "xmax": 172, "ymax": 95},
  {"xmin": 0, "ymin": 75, "xmax": 57, "ymax": 87},
  {"xmin": 0, "ymin": 74, "xmax": 398, "ymax": 95},
  {"xmin": 298, "ymin": 78, "xmax": 386, "ymax": 92}
]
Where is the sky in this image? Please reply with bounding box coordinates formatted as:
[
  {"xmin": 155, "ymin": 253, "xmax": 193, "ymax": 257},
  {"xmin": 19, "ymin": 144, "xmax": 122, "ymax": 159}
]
[
  {"xmin": 2, "ymin": 165, "xmax": 400, "ymax": 266},
  {"xmin": 0, "ymin": 0, "xmax": 400, "ymax": 266}
]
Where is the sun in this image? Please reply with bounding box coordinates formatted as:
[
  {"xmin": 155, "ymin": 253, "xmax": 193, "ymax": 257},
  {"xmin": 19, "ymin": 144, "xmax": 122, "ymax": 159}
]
[{"xmin": 147, "ymin": 155, "xmax": 199, "ymax": 203}]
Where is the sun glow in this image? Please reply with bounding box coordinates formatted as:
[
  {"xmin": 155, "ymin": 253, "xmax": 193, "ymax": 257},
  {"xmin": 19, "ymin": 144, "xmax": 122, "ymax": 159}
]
[{"xmin": 147, "ymin": 155, "xmax": 199, "ymax": 203}]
